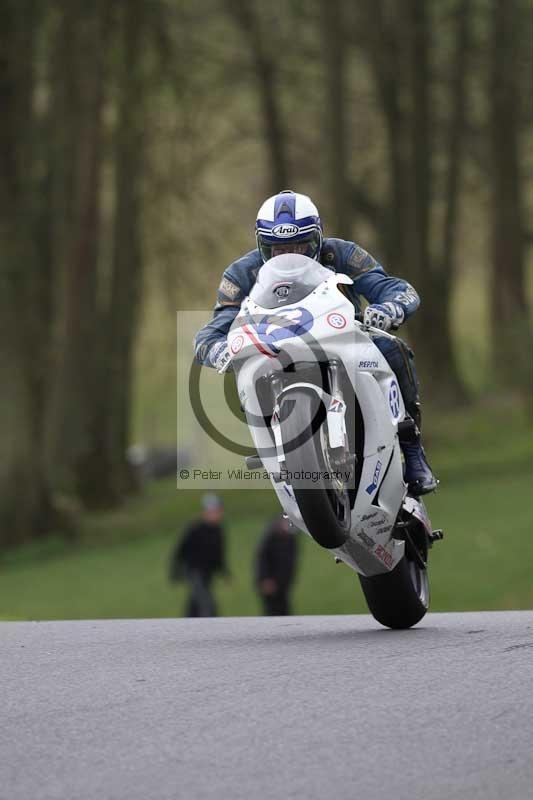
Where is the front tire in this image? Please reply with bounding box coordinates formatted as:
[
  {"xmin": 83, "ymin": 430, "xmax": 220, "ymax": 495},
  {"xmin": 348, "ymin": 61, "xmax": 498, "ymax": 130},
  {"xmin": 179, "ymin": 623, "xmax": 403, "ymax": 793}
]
[{"xmin": 279, "ymin": 389, "xmax": 351, "ymax": 549}]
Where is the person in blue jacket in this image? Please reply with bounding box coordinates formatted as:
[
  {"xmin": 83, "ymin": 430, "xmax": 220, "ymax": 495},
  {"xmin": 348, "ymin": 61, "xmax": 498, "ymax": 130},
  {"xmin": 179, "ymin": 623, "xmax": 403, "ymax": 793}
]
[{"xmin": 194, "ymin": 190, "xmax": 437, "ymax": 495}]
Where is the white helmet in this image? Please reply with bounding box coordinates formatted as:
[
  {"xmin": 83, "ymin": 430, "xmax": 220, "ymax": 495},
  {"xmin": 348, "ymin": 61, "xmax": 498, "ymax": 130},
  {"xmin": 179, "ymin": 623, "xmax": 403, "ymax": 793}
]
[{"xmin": 255, "ymin": 189, "xmax": 323, "ymax": 263}]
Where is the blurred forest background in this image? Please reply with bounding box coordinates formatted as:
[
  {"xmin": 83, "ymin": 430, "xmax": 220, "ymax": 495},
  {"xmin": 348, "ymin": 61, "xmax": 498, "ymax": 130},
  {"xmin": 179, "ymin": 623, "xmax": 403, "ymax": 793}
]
[{"xmin": 1, "ymin": 0, "xmax": 533, "ymax": 618}]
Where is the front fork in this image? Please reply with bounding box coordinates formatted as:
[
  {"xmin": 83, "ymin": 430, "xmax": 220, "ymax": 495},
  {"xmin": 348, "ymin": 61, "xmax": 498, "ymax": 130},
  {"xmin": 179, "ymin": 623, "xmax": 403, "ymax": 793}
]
[{"xmin": 269, "ymin": 361, "xmax": 350, "ymax": 463}]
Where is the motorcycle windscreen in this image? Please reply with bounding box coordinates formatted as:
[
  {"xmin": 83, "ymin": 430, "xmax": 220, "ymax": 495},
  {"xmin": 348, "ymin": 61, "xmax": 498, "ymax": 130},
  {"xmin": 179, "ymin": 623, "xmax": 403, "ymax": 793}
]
[{"xmin": 249, "ymin": 253, "xmax": 334, "ymax": 308}]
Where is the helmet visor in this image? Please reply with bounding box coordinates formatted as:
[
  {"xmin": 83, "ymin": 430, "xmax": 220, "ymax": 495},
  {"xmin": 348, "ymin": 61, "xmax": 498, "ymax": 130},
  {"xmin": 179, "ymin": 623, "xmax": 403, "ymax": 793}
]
[{"xmin": 258, "ymin": 230, "xmax": 322, "ymax": 262}]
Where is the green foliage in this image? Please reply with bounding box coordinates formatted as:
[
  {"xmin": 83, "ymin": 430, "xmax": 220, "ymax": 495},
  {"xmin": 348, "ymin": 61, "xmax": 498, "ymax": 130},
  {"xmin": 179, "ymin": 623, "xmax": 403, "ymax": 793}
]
[
  {"xmin": 2, "ymin": 409, "xmax": 532, "ymax": 620},
  {"xmin": 2, "ymin": 0, "xmax": 533, "ymax": 545}
]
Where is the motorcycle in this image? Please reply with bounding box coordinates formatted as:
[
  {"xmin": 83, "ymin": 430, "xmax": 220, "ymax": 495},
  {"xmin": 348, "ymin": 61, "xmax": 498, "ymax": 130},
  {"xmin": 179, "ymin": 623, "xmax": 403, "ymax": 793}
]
[{"xmin": 225, "ymin": 253, "xmax": 443, "ymax": 629}]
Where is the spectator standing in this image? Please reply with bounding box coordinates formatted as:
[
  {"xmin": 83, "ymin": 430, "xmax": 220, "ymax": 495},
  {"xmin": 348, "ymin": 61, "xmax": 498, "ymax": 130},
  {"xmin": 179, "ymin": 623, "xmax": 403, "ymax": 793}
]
[
  {"xmin": 255, "ymin": 516, "xmax": 298, "ymax": 616},
  {"xmin": 170, "ymin": 494, "xmax": 229, "ymax": 617}
]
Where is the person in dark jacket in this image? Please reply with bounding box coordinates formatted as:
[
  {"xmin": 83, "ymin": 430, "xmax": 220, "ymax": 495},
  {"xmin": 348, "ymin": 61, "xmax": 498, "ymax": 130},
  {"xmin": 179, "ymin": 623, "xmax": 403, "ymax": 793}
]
[
  {"xmin": 170, "ymin": 494, "xmax": 228, "ymax": 617},
  {"xmin": 255, "ymin": 516, "xmax": 298, "ymax": 616}
]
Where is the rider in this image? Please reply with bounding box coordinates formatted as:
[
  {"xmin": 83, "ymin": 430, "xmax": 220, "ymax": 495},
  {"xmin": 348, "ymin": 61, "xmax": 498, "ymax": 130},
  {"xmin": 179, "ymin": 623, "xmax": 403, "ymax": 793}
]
[{"xmin": 194, "ymin": 190, "xmax": 437, "ymax": 496}]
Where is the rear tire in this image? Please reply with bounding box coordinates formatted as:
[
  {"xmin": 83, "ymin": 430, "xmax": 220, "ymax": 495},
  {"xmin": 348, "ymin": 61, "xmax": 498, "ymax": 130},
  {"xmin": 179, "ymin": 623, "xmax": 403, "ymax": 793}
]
[
  {"xmin": 279, "ymin": 389, "xmax": 351, "ymax": 549},
  {"xmin": 358, "ymin": 545, "xmax": 429, "ymax": 629}
]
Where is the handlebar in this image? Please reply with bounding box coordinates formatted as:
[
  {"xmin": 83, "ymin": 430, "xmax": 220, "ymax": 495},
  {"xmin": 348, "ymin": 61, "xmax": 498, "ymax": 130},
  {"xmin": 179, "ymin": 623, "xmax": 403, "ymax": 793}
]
[{"xmin": 355, "ymin": 312, "xmax": 399, "ymax": 341}]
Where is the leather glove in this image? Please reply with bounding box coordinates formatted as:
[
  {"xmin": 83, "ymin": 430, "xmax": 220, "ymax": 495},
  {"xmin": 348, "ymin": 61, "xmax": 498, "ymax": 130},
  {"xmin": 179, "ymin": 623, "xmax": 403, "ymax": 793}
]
[
  {"xmin": 208, "ymin": 340, "xmax": 233, "ymax": 373},
  {"xmin": 363, "ymin": 302, "xmax": 405, "ymax": 331}
]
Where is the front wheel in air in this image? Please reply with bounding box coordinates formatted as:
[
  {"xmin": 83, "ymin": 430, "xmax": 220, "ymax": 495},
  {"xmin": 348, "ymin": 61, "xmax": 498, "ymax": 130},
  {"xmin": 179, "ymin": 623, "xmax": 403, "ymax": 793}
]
[{"xmin": 279, "ymin": 389, "xmax": 351, "ymax": 550}]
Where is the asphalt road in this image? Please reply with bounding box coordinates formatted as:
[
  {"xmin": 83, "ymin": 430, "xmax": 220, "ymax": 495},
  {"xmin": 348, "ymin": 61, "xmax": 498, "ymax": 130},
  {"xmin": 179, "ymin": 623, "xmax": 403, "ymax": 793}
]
[{"xmin": 1, "ymin": 612, "xmax": 533, "ymax": 800}]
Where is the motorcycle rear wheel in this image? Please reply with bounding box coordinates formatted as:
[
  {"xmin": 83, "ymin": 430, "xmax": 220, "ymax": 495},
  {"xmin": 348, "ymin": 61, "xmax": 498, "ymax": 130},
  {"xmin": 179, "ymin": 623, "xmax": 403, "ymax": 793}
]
[
  {"xmin": 279, "ymin": 389, "xmax": 351, "ymax": 549},
  {"xmin": 358, "ymin": 545, "xmax": 429, "ymax": 629}
]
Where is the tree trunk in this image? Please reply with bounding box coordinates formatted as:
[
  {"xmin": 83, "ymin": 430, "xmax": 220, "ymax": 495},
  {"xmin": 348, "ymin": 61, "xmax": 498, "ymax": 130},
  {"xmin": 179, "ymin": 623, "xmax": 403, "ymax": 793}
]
[
  {"xmin": 78, "ymin": 0, "xmax": 147, "ymax": 505},
  {"xmin": 227, "ymin": 0, "xmax": 290, "ymax": 192},
  {"xmin": 0, "ymin": 0, "xmax": 55, "ymax": 545},
  {"xmin": 430, "ymin": 0, "xmax": 471, "ymax": 404},
  {"xmin": 44, "ymin": 1, "xmax": 79, "ymax": 482},
  {"xmin": 321, "ymin": 0, "xmax": 351, "ymax": 236},
  {"xmin": 362, "ymin": 0, "xmax": 468, "ymax": 404},
  {"xmin": 360, "ymin": 0, "xmax": 408, "ymax": 268},
  {"xmin": 402, "ymin": 0, "xmax": 468, "ymax": 403},
  {"xmin": 47, "ymin": 0, "xmax": 108, "ymax": 501},
  {"xmin": 404, "ymin": 0, "xmax": 431, "ymax": 308},
  {"xmin": 489, "ymin": 0, "xmax": 528, "ymax": 382}
]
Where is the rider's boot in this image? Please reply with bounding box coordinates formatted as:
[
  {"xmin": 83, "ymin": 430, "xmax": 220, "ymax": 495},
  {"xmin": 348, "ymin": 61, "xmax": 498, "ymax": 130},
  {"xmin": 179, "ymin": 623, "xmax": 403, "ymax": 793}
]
[{"xmin": 399, "ymin": 403, "xmax": 438, "ymax": 496}]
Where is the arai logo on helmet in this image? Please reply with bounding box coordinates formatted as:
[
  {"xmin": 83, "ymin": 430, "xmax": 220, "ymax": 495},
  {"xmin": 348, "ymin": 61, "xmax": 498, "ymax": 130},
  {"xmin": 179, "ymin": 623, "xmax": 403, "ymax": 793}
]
[{"xmin": 272, "ymin": 223, "xmax": 299, "ymax": 238}]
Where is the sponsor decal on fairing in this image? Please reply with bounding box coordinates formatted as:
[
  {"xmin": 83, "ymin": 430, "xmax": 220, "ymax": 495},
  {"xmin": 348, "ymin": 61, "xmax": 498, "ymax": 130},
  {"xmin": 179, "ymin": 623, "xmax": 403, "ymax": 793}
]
[
  {"xmin": 328, "ymin": 397, "xmax": 344, "ymax": 413},
  {"xmin": 244, "ymin": 307, "xmax": 314, "ymax": 356},
  {"xmin": 326, "ymin": 312, "xmax": 347, "ymax": 329},
  {"xmin": 273, "ymin": 283, "xmax": 291, "ymax": 300},
  {"xmin": 230, "ymin": 334, "xmax": 244, "ymax": 354},
  {"xmin": 365, "ymin": 460, "xmax": 383, "ymax": 495},
  {"xmin": 360, "ymin": 512, "xmax": 378, "ymax": 522},
  {"xmin": 374, "ymin": 544, "xmax": 394, "ymax": 569},
  {"xmin": 357, "ymin": 531, "xmax": 375, "ymax": 549},
  {"xmin": 389, "ymin": 380, "xmax": 401, "ymax": 419}
]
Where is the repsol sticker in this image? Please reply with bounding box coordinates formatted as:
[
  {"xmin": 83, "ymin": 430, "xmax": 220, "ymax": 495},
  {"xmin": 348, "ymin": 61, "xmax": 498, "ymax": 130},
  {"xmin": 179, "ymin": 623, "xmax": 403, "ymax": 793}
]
[{"xmin": 374, "ymin": 544, "xmax": 394, "ymax": 569}]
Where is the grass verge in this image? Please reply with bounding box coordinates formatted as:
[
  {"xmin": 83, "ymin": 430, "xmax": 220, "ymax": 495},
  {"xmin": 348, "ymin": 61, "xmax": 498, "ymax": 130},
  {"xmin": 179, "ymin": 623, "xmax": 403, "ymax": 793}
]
[{"xmin": 1, "ymin": 406, "xmax": 532, "ymax": 620}]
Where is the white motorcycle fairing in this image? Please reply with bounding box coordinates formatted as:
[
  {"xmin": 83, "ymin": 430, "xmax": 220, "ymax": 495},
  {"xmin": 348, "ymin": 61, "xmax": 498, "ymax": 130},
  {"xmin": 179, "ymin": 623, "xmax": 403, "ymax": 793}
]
[{"xmin": 228, "ymin": 254, "xmax": 419, "ymax": 577}]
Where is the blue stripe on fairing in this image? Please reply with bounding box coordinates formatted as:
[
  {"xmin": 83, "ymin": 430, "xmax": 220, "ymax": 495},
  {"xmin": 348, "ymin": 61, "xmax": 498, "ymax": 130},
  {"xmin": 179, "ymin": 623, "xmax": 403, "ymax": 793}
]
[{"xmin": 274, "ymin": 192, "xmax": 296, "ymax": 220}]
